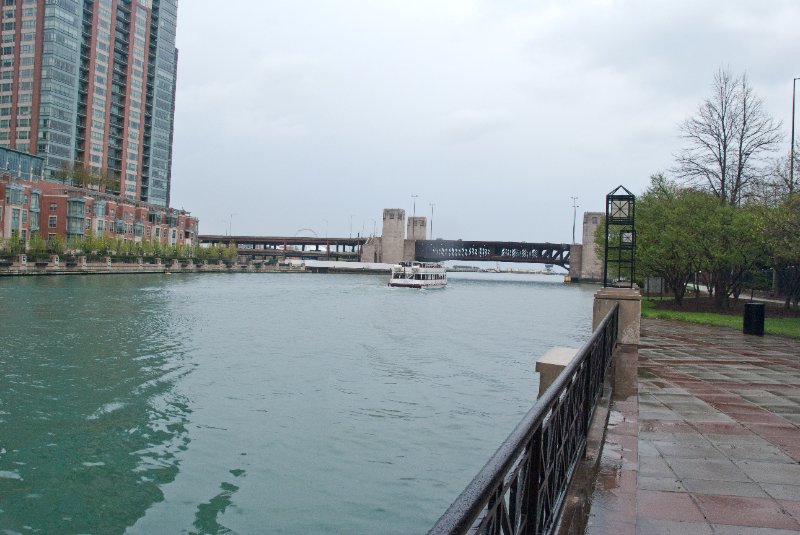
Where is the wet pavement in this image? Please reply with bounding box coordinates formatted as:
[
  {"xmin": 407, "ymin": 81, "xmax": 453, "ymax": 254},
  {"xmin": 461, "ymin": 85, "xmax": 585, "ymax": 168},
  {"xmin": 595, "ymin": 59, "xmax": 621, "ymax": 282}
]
[{"xmin": 585, "ymin": 318, "xmax": 800, "ymax": 534}]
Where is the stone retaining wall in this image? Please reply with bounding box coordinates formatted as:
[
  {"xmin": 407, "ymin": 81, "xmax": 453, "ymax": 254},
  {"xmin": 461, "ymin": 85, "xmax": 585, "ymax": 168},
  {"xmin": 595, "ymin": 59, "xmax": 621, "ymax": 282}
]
[{"xmin": 0, "ymin": 257, "xmax": 308, "ymax": 276}]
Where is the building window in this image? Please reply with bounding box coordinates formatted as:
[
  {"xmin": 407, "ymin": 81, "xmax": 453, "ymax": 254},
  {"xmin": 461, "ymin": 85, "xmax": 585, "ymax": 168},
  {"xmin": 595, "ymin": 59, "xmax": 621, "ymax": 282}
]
[
  {"xmin": 49, "ymin": 202, "xmax": 57, "ymax": 211},
  {"xmin": 48, "ymin": 216, "xmax": 56, "ymax": 228}
]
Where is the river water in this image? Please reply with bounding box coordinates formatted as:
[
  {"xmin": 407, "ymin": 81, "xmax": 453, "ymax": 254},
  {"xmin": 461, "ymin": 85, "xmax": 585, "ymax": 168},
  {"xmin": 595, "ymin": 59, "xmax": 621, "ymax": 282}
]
[{"xmin": 0, "ymin": 272, "xmax": 596, "ymax": 534}]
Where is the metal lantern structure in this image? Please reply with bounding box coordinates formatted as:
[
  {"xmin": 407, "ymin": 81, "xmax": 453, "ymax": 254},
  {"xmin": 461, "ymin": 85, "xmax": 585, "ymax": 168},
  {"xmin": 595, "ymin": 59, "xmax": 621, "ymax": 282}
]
[{"xmin": 603, "ymin": 185, "xmax": 636, "ymax": 288}]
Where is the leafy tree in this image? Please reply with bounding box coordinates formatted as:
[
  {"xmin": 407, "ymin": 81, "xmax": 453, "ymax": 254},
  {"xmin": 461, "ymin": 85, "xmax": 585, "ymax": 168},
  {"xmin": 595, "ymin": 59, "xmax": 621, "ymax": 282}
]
[
  {"xmin": 761, "ymin": 193, "xmax": 800, "ymax": 309},
  {"xmin": 99, "ymin": 236, "xmax": 116, "ymax": 256},
  {"xmin": 674, "ymin": 67, "xmax": 782, "ymax": 206},
  {"xmin": 698, "ymin": 201, "xmax": 764, "ymax": 308},
  {"xmin": 222, "ymin": 241, "xmax": 238, "ymax": 263},
  {"xmin": 27, "ymin": 232, "xmax": 47, "ymax": 256},
  {"xmin": 6, "ymin": 230, "xmax": 25, "ymax": 255},
  {"xmin": 46, "ymin": 234, "xmax": 65, "ymax": 255},
  {"xmin": 87, "ymin": 231, "xmax": 105, "ymax": 255},
  {"xmin": 141, "ymin": 240, "xmax": 154, "ymax": 257},
  {"xmin": 636, "ymin": 175, "xmax": 708, "ymax": 303}
]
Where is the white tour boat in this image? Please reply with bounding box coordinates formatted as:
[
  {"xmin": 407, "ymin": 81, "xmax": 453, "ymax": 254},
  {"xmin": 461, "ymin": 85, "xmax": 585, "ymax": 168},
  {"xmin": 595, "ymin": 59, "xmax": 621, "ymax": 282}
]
[{"xmin": 389, "ymin": 261, "xmax": 447, "ymax": 288}]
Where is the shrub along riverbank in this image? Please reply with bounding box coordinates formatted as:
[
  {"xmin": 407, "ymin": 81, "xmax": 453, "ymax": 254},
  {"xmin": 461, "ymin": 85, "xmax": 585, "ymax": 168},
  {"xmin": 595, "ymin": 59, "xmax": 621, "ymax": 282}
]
[
  {"xmin": 0, "ymin": 232, "xmax": 239, "ymax": 264},
  {"xmin": 642, "ymin": 298, "xmax": 800, "ymax": 338}
]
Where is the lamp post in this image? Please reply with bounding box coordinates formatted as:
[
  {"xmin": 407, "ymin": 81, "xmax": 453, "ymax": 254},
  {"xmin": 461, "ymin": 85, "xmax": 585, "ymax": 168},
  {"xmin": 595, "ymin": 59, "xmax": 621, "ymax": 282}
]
[
  {"xmin": 570, "ymin": 196, "xmax": 579, "ymax": 244},
  {"xmin": 410, "ymin": 194, "xmax": 418, "ymax": 239},
  {"xmin": 229, "ymin": 213, "xmax": 235, "ymax": 237},
  {"xmin": 791, "ymin": 77, "xmax": 799, "ymax": 193},
  {"xmin": 429, "ymin": 202, "xmax": 435, "ymax": 239},
  {"xmin": 349, "ymin": 214, "xmax": 354, "ymax": 238}
]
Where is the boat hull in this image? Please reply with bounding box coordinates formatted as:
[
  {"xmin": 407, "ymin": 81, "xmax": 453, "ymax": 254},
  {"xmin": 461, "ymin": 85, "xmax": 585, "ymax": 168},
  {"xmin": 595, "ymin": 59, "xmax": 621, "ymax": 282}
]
[{"xmin": 388, "ymin": 280, "xmax": 447, "ymax": 289}]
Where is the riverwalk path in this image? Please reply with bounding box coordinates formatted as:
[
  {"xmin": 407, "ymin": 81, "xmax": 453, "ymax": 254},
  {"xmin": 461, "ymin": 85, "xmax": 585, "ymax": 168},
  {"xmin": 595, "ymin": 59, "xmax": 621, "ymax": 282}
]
[{"xmin": 585, "ymin": 317, "xmax": 800, "ymax": 534}]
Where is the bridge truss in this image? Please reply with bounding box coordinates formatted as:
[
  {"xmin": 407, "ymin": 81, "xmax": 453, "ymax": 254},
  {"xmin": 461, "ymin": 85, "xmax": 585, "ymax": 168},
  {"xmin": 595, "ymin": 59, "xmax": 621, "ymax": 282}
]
[{"xmin": 415, "ymin": 240, "xmax": 571, "ymax": 268}]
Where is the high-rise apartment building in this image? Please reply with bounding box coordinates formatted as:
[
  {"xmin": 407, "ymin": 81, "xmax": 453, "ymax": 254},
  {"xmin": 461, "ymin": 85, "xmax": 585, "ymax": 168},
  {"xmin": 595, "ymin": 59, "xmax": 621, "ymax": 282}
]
[{"xmin": 0, "ymin": 0, "xmax": 178, "ymax": 207}]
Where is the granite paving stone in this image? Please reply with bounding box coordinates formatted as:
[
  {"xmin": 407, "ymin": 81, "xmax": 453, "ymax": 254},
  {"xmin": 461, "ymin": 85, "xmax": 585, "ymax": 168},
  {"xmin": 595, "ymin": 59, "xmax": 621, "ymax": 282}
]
[
  {"xmin": 634, "ymin": 517, "xmax": 712, "ymax": 534},
  {"xmin": 762, "ymin": 484, "xmax": 800, "ymax": 501},
  {"xmin": 636, "ymin": 489, "xmax": 706, "ymax": 522},
  {"xmin": 680, "ymin": 479, "xmax": 770, "ymax": 498},
  {"xmin": 583, "ymin": 318, "xmax": 800, "ymax": 534},
  {"xmin": 693, "ymin": 494, "xmax": 800, "ymax": 530},
  {"xmin": 666, "ymin": 458, "xmax": 752, "ymax": 482},
  {"xmin": 733, "ymin": 460, "xmax": 800, "ymax": 486}
]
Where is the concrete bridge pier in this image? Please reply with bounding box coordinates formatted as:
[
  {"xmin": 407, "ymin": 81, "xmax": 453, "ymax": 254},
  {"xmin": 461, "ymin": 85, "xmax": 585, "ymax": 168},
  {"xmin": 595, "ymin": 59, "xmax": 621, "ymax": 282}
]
[{"xmin": 360, "ymin": 209, "xmax": 426, "ymax": 264}]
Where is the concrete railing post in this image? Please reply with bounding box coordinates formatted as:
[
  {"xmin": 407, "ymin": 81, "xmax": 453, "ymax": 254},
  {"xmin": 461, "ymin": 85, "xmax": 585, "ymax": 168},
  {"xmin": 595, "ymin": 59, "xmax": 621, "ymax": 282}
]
[
  {"xmin": 593, "ymin": 287, "xmax": 641, "ymax": 346},
  {"xmin": 536, "ymin": 346, "xmax": 578, "ymax": 396}
]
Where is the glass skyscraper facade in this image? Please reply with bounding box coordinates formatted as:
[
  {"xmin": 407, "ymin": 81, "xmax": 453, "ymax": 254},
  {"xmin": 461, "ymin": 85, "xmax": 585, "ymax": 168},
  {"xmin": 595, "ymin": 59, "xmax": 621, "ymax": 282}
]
[{"xmin": 0, "ymin": 0, "xmax": 178, "ymax": 208}]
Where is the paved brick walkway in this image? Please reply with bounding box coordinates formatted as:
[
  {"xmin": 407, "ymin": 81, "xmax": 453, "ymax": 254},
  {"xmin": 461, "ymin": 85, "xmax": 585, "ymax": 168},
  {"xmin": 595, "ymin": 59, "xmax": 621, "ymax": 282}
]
[{"xmin": 585, "ymin": 318, "xmax": 800, "ymax": 534}]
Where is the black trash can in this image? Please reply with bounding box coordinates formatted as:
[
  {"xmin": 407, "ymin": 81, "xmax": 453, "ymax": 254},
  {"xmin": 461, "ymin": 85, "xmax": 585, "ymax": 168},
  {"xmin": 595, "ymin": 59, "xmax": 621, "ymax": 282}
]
[{"xmin": 743, "ymin": 302, "xmax": 765, "ymax": 336}]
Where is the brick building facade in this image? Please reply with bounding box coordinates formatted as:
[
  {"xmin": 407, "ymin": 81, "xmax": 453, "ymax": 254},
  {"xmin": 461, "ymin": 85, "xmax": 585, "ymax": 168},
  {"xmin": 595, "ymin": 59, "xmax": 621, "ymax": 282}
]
[{"xmin": 1, "ymin": 172, "xmax": 197, "ymax": 249}]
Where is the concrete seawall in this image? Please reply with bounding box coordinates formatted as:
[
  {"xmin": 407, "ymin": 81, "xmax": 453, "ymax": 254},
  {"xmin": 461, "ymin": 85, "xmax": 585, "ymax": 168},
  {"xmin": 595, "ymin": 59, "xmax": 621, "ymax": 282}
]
[{"xmin": 0, "ymin": 256, "xmax": 308, "ymax": 276}]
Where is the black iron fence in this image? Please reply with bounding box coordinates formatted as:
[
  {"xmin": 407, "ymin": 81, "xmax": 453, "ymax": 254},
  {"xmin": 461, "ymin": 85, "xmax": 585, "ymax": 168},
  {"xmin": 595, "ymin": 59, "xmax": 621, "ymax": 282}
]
[{"xmin": 428, "ymin": 304, "xmax": 619, "ymax": 535}]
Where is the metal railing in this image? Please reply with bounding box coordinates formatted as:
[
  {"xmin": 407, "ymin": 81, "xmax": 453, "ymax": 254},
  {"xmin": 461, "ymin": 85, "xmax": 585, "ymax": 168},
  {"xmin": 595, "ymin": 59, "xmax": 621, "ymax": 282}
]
[{"xmin": 429, "ymin": 304, "xmax": 619, "ymax": 535}]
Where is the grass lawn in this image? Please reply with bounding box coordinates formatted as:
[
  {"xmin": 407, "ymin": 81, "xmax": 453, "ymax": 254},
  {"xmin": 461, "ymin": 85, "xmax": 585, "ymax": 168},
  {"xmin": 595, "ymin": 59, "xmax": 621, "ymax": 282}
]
[{"xmin": 641, "ymin": 298, "xmax": 800, "ymax": 338}]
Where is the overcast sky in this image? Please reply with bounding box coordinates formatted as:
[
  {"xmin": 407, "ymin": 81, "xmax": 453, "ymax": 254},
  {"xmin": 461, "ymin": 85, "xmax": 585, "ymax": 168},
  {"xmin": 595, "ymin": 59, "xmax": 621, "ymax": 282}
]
[{"xmin": 169, "ymin": 0, "xmax": 799, "ymax": 243}]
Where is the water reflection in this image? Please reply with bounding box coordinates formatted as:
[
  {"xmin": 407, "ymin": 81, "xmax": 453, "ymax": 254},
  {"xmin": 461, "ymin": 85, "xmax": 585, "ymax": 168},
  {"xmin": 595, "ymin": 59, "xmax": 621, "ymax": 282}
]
[{"xmin": 0, "ymin": 276, "xmax": 193, "ymax": 534}]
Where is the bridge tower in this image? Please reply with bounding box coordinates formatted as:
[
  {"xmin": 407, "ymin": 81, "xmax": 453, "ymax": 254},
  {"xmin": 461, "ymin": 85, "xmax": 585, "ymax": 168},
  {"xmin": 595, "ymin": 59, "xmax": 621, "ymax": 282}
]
[
  {"xmin": 379, "ymin": 208, "xmax": 406, "ymax": 264},
  {"xmin": 568, "ymin": 212, "xmax": 604, "ymax": 282},
  {"xmin": 406, "ymin": 217, "xmax": 427, "ymax": 241}
]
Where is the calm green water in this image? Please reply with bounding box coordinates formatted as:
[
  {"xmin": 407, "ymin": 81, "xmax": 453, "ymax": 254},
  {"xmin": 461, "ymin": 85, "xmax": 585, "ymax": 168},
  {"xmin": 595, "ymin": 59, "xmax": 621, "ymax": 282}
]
[{"xmin": 0, "ymin": 272, "xmax": 596, "ymax": 534}]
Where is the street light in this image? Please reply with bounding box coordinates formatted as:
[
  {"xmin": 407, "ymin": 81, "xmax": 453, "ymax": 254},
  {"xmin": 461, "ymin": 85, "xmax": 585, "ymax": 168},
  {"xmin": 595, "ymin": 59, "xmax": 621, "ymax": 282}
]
[
  {"xmin": 349, "ymin": 214, "xmax": 354, "ymax": 238},
  {"xmin": 791, "ymin": 77, "xmax": 800, "ymax": 193},
  {"xmin": 410, "ymin": 194, "xmax": 418, "ymax": 239},
  {"xmin": 571, "ymin": 196, "xmax": 579, "ymax": 244},
  {"xmin": 229, "ymin": 213, "xmax": 236, "ymax": 236}
]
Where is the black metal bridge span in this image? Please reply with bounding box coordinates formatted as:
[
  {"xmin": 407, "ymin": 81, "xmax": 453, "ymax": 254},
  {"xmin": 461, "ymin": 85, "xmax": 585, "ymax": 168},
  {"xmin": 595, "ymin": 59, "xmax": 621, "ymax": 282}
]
[{"xmin": 415, "ymin": 240, "xmax": 571, "ymax": 268}]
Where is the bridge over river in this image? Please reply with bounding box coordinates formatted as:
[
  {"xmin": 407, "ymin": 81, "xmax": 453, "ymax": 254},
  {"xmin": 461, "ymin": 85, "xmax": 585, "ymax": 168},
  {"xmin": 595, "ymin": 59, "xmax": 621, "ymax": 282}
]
[
  {"xmin": 199, "ymin": 205, "xmax": 602, "ymax": 281},
  {"xmin": 199, "ymin": 235, "xmax": 572, "ymax": 270}
]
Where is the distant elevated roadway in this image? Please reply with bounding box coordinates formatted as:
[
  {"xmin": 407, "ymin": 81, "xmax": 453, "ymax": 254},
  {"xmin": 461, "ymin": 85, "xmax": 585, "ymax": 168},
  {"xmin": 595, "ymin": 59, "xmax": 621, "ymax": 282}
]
[{"xmin": 199, "ymin": 235, "xmax": 367, "ymax": 261}]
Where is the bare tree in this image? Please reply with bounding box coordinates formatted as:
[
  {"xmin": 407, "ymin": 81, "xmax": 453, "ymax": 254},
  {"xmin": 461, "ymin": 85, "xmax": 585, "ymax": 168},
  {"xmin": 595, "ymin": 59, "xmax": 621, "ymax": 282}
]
[{"xmin": 674, "ymin": 67, "xmax": 782, "ymax": 205}]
